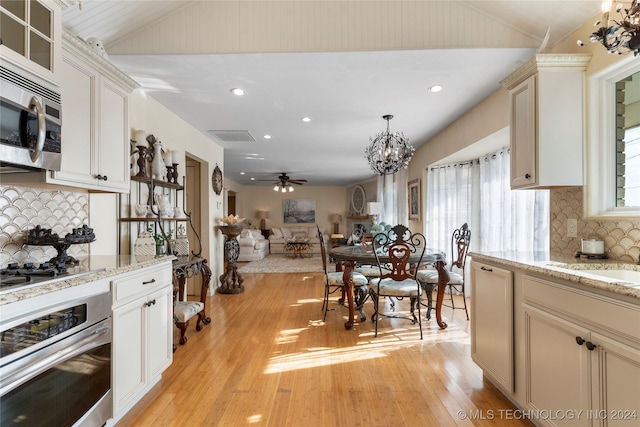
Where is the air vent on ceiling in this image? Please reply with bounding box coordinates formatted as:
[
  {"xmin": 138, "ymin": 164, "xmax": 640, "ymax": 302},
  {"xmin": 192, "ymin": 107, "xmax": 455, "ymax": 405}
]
[{"xmin": 208, "ymin": 130, "xmax": 256, "ymax": 142}]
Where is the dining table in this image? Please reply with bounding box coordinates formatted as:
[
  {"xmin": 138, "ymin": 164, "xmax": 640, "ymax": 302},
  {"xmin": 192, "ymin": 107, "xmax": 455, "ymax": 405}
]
[{"xmin": 329, "ymin": 244, "xmax": 449, "ymax": 330}]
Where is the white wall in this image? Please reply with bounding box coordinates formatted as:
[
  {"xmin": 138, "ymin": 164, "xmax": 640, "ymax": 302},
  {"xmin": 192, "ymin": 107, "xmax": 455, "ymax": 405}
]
[{"xmin": 128, "ymin": 90, "xmax": 225, "ymax": 288}]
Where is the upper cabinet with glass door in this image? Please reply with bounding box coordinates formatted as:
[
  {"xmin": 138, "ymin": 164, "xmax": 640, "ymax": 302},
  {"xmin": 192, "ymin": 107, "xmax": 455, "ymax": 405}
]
[
  {"xmin": 585, "ymin": 58, "xmax": 640, "ymax": 218},
  {"xmin": 0, "ymin": 0, "xmax": 63, "ymax": 87}
]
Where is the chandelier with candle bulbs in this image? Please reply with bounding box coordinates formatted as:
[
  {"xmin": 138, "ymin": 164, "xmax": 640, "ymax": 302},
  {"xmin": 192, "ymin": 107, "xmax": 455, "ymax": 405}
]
[
  {"xmin": 365, "ymin": 115, "xmax": 415, "ymax": 175},
  {"xmin": 578, "ymin": 0, "xmax": 640, "ymax": 56}
]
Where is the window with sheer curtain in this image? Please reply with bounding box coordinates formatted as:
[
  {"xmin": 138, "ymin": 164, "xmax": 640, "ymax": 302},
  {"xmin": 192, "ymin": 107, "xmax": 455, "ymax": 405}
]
[{"xmin": 426, "ymin": 148, "xmax": 549, "ymax": 261}]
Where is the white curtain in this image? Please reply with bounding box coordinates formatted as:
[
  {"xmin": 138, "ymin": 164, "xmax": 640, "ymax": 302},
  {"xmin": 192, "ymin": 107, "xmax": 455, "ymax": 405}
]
[
  {"xmin": 426, "ymin": 147, "xmax": 549, "ymax": 265},
  {"xmin": 377, "ymin": 168, "xmax": 408, "ymax": 226},
  {"xmin": 477, "ymin": 149, "xmax": 549, "ymax": 253},
  {"xmin": 426, "ymin": 160, "xmax": 479, "ymax": 255}
]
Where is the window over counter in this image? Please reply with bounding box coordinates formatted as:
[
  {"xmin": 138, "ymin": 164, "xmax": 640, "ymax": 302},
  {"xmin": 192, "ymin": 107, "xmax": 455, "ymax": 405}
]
[{"xmin": 585, "ymin": 58, "xmax": 640, "ymax": 218}]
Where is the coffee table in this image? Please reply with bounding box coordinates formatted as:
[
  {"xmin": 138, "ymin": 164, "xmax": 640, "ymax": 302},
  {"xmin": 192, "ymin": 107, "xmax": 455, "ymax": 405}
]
[{"xmin": 284, "ymin": 239, "xmax": 312, "ymax": 258}]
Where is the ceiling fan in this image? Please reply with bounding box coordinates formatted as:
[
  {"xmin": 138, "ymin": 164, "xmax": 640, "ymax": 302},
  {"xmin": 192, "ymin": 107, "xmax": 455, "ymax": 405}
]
[{"xmin": 258, "ymin": 173, "xmax": 307, "ymax": 192}]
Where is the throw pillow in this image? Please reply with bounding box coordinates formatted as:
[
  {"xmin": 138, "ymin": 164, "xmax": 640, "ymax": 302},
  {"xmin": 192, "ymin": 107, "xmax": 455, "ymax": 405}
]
[
  {"xmin": 272, "ymin": 228, "xmax": 283, "ymax": 238},
  {"xmin": 249, "ymin": 229, "xmax": 262, "ymax": 240},
  {"xmin": 282, "ymin": 228, "xmax": 292, "ymax": 238},
  {"xmin": 237, "ymin": 237, "xmax": 254, "ymax": 247}
]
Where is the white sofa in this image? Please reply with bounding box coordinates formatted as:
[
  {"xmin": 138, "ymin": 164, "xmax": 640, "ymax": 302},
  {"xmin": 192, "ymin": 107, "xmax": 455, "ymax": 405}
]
[
  {"xmin": 268, "ymin": 225, "xmax": 328, "ymax": 255},
  {"xmin": 237, "ymin": 229, "xmax": 269, "ymax": 262}
]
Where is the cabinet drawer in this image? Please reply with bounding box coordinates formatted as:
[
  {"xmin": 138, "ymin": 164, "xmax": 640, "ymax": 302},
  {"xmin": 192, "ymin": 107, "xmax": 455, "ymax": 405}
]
[
  {"xmin": 112, "ymin": 266, "xmax": 172, "ymax": 305},
  {"xmin": 522, "ymin": 275, "xmax": 640, "ymax": 342}
]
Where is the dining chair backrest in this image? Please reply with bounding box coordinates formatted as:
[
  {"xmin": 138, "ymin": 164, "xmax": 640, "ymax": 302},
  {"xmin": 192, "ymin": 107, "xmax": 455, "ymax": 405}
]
[
  {"xmin": 450, "ymin": 223, "xmax": 471, "ymax": 272},
  {"xmin": 317, "ymin": 225, "xmax": 328, "ymax": 274},
  {"xmin": 373, "ymin": 224, "xmax": 426, "ymax": 281}
]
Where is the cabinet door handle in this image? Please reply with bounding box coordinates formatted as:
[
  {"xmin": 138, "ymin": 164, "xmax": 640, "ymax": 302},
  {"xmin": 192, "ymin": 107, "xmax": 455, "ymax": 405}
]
[
  {"xmin": 480, "ymin": 266, "xmax": 493, "ymax": 272},
  {"xmin": 142, "ymin": 278, "xmax": 156, "ymax": 285},
  {"xmin": 145, "ymin": 299, "xmax": 156, "ymax": 307},
  {"xmin": 525, "ymin": 173, "xmax": 531, "ymax": 179},
  {"xmin": 95, "ymin": 174, "xmax": 109, "ymax": 181},
  {"xmin": 586, "ymin": 341, "xmax": 597, "ymax": 351},
  {"xmin": 575, "ymin": 336, "xmax": 585, "ymax": 345}
]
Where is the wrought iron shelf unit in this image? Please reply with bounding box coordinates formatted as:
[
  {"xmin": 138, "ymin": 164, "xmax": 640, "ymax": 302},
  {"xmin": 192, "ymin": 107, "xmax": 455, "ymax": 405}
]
[
  {"xmin": 118, "ymin": 175, "xmax": 202, "ymax": 257},
  {"xmin": 130, "ymin": 175, "xmax": 184, "ymax": 190}
]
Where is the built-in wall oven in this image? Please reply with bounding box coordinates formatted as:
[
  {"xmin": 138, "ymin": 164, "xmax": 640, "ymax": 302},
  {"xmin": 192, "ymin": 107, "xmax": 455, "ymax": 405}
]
[
  {"xmin": 0, "ymin": 65, "xmax": 62, "ymax": 172},
  {"xmin": 0, "ymin": 292, "xmax": 112, "ymax": 427}
]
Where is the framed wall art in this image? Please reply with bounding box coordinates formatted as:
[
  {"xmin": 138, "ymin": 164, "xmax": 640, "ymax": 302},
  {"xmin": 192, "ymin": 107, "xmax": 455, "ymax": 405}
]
[
  {"xmin": 283, "ymin": 199, "xmax": 316, "ymax": 223},
  {"xmin": 408, "ymin": 179, "xmax": 421, "ymax": 221}
]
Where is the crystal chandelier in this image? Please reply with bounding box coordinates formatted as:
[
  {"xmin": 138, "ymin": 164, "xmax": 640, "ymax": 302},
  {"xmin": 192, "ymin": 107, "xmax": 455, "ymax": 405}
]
[
  {"xmin": 578, "ymin": 0, "xmax": 640, "ymax": 56},
  {"xmin": 364, "ymin": 115, "xmax": 415, "ymax": 175}
]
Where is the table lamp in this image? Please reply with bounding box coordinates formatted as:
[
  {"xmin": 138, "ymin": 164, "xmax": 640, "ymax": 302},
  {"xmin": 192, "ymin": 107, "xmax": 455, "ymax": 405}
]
[
  {"xmin": 367, "ymin": 202, "xmax": 381, "ymax": 224},
  {"xmin": 330, "ymin": 213, "xmax": 342, "ymax": 234},
  {"xmin": 256, "ymin": 210, "xmax": 269, "ymax": 230}
]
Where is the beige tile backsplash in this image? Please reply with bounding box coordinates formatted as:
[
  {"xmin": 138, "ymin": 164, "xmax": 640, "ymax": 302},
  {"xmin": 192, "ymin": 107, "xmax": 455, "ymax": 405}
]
[
  {"xmin": 550, "ymin": 187, "xmax": 640, "ymax": 263},
  {"xmin": 0, "ymin": 184, "xmax": 90, "ymax": 266}
]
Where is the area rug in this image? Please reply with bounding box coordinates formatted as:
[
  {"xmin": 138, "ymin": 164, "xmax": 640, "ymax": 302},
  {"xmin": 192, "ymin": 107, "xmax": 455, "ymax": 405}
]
[{"xmin": 238, "ymin": 254, "xmax": 323, "ymax": 273}]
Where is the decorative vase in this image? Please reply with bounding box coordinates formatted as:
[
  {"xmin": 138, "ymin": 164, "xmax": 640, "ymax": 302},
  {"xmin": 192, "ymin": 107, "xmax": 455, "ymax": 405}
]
[
  {"xmin": 155, "ymin": 241, "xmax": 166, "ymax": 255},
  {"xmin": 154, "ymin": 193, "xmax": 172, "ymax": 217},
  {"xmin": 174, "ymin": 225, "xmax": 190, "ymax": 256},
  {"xmin": 151, "ymin": 141, "xmax": 166, "ymax": 181},
  {"xmin": 134, "ymin": 231, "xmax": 155, "ymax": 257}
]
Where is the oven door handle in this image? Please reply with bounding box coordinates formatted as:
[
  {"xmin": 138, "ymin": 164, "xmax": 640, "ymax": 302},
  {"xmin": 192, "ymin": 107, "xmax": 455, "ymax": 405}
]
[
  {"xmin": 0, "ymin": 318, "xmax": 111, "ymax": 397},
  {"xmin": 28, "ymin": 96, "xmax": 46, "ymax": 162}
]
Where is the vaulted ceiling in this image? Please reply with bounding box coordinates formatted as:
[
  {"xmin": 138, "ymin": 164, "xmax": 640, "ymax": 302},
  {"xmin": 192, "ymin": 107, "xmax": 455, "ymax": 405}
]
[{"xmin": 62, "ymin": 1, "xmax": 601, "ymax": 186}]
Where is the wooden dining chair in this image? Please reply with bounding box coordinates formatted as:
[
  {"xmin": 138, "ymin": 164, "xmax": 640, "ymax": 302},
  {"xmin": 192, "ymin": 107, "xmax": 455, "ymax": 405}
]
[
  {"xmin": 317, "ymin": 226, "xmax": 369, "ymax": 322},
  {"xmin": 417, "ymin": 223, "xmax": 471, "ymax": 320},
  {"xmin": 369, "ymin": 224, "xmax": 426, "ymax": 339}
]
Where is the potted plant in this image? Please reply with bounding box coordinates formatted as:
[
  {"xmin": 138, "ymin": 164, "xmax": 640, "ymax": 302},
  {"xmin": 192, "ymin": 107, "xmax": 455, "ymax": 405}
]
[{"xmin": 148, "ymin": 226, "xmax": 173, "ymax": 255}]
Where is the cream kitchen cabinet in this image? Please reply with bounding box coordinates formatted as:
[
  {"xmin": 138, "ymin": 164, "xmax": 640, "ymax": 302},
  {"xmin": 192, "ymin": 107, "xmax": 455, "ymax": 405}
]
[
  {"xmin": 111, "ymin": 261, "xmax": 173, "ymax": 422},
  {"xmin": 46, "ymin": 29, "xmax": 138, "ymax": 193},
  {"xmin": 522, "ymin": 275, "xmax": 640, "ymax": 427},
  {"xmin": 470, "ymin": 261, "xmax": 514, "ymax": 393},
  {"xmin": 0, "ymin": 0, "xmax": 62, "ymax": 87},
  {"xmin": 500, "ymin": 54, "xmax": 590, "ymax": 189}
]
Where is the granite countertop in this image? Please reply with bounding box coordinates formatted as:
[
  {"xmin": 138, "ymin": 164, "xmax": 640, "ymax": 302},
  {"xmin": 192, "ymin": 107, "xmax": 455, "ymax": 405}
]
[
  {"xmin": 469, "ymin": 251, "xmax": 640, "ymax": 301},
  {"xmin": 0, "ymin": 255, "xmax": 176, "ymax": 306}
]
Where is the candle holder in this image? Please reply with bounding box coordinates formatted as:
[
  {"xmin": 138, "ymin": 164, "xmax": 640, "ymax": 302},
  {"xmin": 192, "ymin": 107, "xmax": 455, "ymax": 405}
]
[
  {"xmin": 135, "ymin": 145, "xmax": 148, "ymax": 177},
  {"xmin": 166, "ymin": 165, "xmax": 175, "ymax": 183},
  {"xmin": 171, "ymin": 163, "xmax": 180, "ymax": 183}
]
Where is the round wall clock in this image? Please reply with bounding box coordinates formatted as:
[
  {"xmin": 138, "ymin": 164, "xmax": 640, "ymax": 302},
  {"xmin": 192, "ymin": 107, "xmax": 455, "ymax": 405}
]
[{"xmin": 212, "ymin": 164, "xmax": 223, "ymax": 195}]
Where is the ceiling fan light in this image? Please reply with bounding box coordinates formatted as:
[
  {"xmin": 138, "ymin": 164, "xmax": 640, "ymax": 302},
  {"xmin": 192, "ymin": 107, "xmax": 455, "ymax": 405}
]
[
  {"xmin": 281, "ymin": 187, "xmax": 287, "ymax": 193},
  {"xmin": 273, "ymin": 185, "xmax": 280, "ymax": 191},
  {"xmin": 288, "ymin": 186, "xmax": 294, "ymax": 192}
]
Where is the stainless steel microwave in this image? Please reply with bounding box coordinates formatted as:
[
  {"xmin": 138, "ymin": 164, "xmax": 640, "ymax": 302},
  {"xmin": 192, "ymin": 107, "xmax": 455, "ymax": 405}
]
[{"xmin": 0, "ymin": 66, "xmax": 62, "ymax": 172}]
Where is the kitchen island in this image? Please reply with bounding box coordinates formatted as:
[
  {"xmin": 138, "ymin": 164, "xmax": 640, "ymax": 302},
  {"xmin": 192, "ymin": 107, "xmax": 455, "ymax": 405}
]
[{"xmin": 469, "ymin": 251, "xmax": 640, "ymax": 427}]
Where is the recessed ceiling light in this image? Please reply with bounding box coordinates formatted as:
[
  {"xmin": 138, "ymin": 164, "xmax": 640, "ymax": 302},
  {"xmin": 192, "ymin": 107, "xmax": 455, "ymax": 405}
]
[
  {"xmin": 230, "ymin": 88, "xmax": 246, "ymax": 96},
  {"xmin": 263, "ymin": 134, "xmax": 272, "ymax": 139},
  {"xmin": 250, "ymin": 177, "xmax": 256, "ymax": 181},
  {"xmin": 428, "ymin": 85, "xmax": 443, "ymax": 93},
  {"xmin": 301, "ymin": 117, "xmax": 312, "ymax": 122},
  {"xmin": 240, "ymin": 172, "xmax": 245, "ymax": 175}
]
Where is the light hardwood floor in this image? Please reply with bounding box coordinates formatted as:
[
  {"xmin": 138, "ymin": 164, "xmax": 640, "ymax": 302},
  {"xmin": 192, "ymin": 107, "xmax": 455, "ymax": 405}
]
[{"xmin": 117, "ymin": 270, "xmax": 533, "ymax": 427}]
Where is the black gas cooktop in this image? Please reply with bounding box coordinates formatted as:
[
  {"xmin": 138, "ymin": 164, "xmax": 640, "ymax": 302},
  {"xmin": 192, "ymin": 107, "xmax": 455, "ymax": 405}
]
[{"xmin": 0, "ymin": 261, "xmax": 98, "ymax": 295}]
